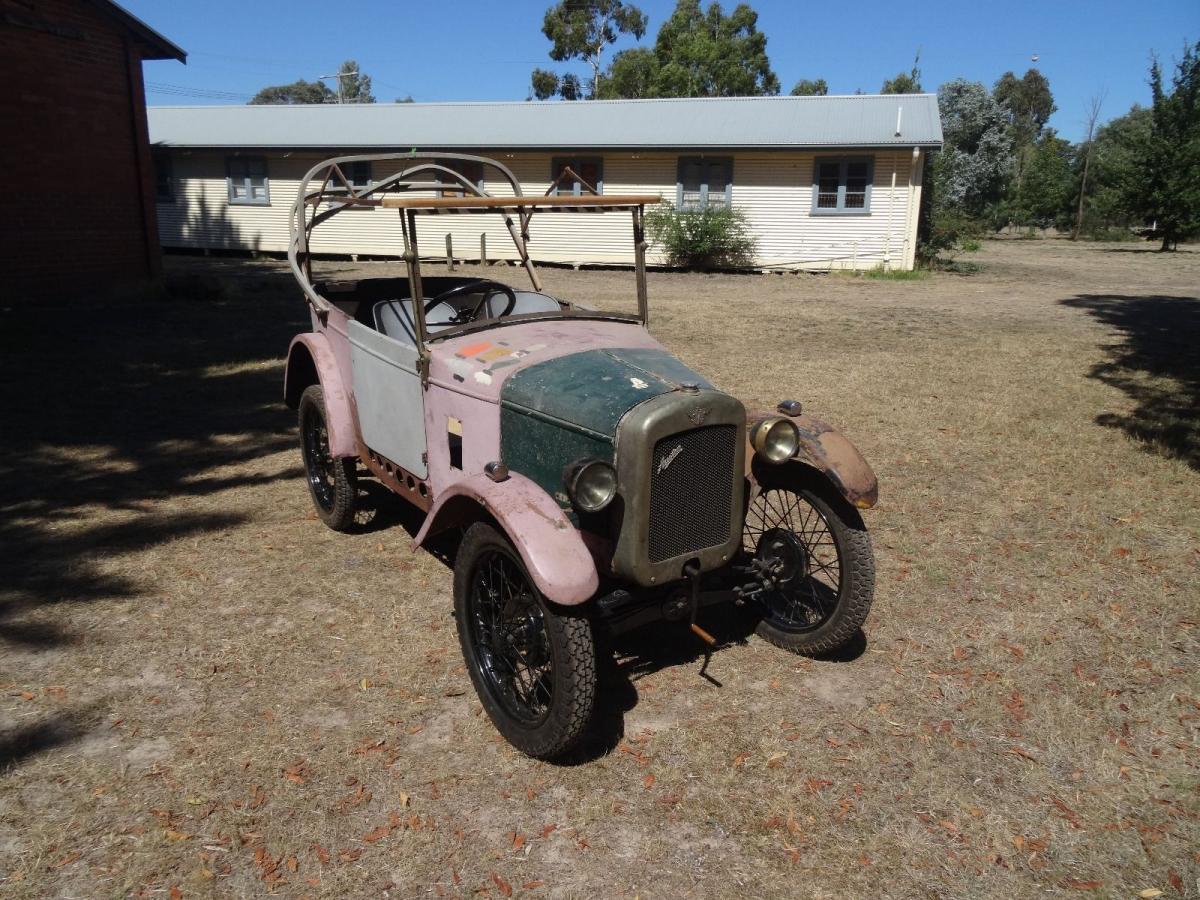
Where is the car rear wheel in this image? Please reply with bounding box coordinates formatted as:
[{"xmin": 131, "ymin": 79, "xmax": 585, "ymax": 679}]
[
  {"xmin": 453, "ymin": 522, "xmax": 596, "ymax": 760},
  {"xmin": 298, "ymin": 384, "xmax": 358, "ymax": 532},
  {"xmin": 743, "ymin": 480, "xmax": 874, "ymax": 656}
]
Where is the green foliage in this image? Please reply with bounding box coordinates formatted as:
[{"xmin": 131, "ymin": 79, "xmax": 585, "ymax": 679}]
[
  {"xmin": 531, "ymin": 68, "xmax": 561, "ymax": 101},
  {"xmin": 595, "ymin": 47, "xmax": 659, "ymax": 98},
  {"xmin": 335, "ymin": 60, "xmax": 374, "ymax": 103},
  {"xmin": 534, "ymin": 0, "xmax": 647, "ymax": 99},
  {"xmin": 593, "ymin": 0, "xmax": 780, "ymax": 99},
  {"xmin": 1009, "ymin": 131, "xmax": 1076, "ymax": 229},
  {"xmin": 644, "ymin": 202, "xmax": 757, "ymax": 269},
  {"xmin": 991, "ymin": 68, "xmax": 1059, "ymax": 229},
  {"xmin": 993, "ymin": 69, "xmax": 1056, "ymax": 149},
  {"xmin": 1138, "ymin": 44, "xmax": 1200, "ymax": 249},
  {"xmin": 881, "ymin": 51, "xmax": 922, "ymax": 94},
  {"xmin": 251, "ymin": 62, "xmax": 373, "ymax": 105},
  {"xmin": 648, "ymin": 1, "xmax": 779, "ymax": 97},
  {"xmin": 933, "ymin": 79, "xmax": 1013, "ymax": 215},
  {"xmin": 916, "ymin": 205, "xmax": 983, "ymax": 268},
  {"xmin": 861, "ymin": 266, "xmax": 929, "ymax": 280},
  {"xmin": 1080, "ymin": 105, "xmax": 1153, "ymax": 236},
  {"xmin": 1075, "ymin": 46, "xmax": 1200, "ymax": 247},
  {"xmin": 249, "ymin": 79, "xmax": 333, "ymax": 105},
  {"xmin": 789, "ymin": 78, "xmax": 828, "ymax": 96}
]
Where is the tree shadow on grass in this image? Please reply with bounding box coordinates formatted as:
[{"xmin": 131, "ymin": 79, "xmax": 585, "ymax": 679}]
[
  {"xmin": 1060, "ymin": 294, "xmax": 1200, "ymax": 470},
  {"xmin": 0, "ymin": 257, "xmax": 312, "ymax": 761}
]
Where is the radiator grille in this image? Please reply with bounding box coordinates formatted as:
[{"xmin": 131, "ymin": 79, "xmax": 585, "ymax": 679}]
[{"xmin": 647, "ymin": 425, "xmax": 737, "ymax": 563}]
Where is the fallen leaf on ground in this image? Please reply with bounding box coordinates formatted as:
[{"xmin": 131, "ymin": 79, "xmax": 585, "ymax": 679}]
[
  {"xmin": 491, "ymin": 872, "xmax": 513, "ymax": 897},
  {"xmin": 643, "ymin": 774, "xmax": 655, "ymax": 790}
]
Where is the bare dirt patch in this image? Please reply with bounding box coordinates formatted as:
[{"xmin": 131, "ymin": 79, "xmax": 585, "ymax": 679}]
[{"xmin": 2, "ymin": 240, "xmax": 1197, "ymax": 898}]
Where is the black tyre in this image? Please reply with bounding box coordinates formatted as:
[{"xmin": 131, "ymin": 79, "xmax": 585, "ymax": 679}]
[
  {"xmin": 298, "ymin": 384, "xmax": 358, "ymax": 532},
  {"xmin": 453, "ymin": 523, "xmax": 596, "ymax": 759},
  {"xmin": 743, "ymin": 479, "xmax": 874, "ymax": 656}
]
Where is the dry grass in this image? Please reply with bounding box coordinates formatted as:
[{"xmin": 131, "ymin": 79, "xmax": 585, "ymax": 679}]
[{"xmin": 1, "ymin": 240, "xmax": 1197, "ymax": 899}]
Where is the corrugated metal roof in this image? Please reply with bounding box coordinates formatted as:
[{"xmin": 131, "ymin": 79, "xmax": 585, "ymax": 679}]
[{"xmin": 148, "ymin": 94, "xmax": 942, "ymax": 150}]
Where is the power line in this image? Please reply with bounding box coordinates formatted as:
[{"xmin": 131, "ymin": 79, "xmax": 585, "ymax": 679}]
[{"xmin": 145, "ymin": 81, "xmax": 252, "ymax": 101}]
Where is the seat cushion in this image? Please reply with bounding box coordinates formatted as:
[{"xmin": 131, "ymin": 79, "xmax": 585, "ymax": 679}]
[{"xmin": 373, "ymin": 299, "xmax": 456, "ymax": 345}]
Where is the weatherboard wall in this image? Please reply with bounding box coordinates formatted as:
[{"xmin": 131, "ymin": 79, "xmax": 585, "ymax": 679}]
[{"xmin": 155, "ymin": 150, "xmax": 924, "ymax": 271}]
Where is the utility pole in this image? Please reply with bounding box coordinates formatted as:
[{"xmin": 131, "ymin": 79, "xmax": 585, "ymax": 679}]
[{"xmin": 320, "ymin": 69, "xmax": 359, "ymax": 103}]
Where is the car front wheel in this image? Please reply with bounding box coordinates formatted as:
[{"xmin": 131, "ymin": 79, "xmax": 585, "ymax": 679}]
[
  {"xmin": 453, "ymin": 522, "xmax": 596, "ymax": 760},
  {"xmin": 298, "ymin": 384, "xmax": 358, "ymax": 531},
  {"xmin": 743, "ymin": 479, "xmax": 875, "ymax": 656}
]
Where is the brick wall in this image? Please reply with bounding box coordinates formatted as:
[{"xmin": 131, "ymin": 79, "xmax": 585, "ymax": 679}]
[{"xmin": 0, "ymin": 0, "xmax": 162, "ymax": 301}]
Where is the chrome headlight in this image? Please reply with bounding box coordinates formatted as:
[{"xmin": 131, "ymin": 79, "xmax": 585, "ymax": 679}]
[
  {"xmin": 750, "ymin": 416, "xmax": 799, "ymax": 464},
  {"xmin": 564, "ymin": 458, "xmax": 617, "ymax": 512}
]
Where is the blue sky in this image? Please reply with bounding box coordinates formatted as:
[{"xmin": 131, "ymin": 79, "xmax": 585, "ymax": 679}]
[{"xmin": 126, "ymin": 0, "xmax": 1197, "ymax": 142}]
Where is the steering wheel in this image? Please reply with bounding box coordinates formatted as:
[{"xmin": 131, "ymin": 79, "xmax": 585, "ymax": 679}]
[{"xmin": 424, "ymin": 279, "xmax": 517, "ymax": 325}]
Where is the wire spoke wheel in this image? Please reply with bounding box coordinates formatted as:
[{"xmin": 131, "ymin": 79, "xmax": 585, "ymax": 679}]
[
  {"xmin": 453, "ymin": 523, "xmax": 596, "ymax": 759},
  {"xmin": 301, "ymin": 406, "xmax": 337, "ymax": 511},
  {"xmin": 297, "ymin": 385, "xmax": 357, "ymax": 531},
  {"xmin": 743, "ymin": 481, "xmax": 874, "ymax": 655},
  {"xmin": 467, "ymin": 549, "xmax": 555, "ymax": 725}
]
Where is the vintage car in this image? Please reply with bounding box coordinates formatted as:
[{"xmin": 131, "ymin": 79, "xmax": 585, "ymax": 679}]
[{"xmin": 284, "ymin": 153, "xmax": 877, "ymax": 759}]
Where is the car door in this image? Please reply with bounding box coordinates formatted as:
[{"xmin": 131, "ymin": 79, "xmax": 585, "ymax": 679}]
[{"xmin": 347, "ymin": 320, "xmax": 427, "ymax": 478}]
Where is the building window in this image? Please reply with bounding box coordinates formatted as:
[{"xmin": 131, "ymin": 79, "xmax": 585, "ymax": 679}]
[
  {"xmin": 677, "ymin": 156, "xmax": 732, "ymax": 210},
  {"xmin": 327, "ymin": 160, "xmax": 372, "ymax": 209},
  {"xmin": 227, "ymin": 156, "xmax": 269, "ymax": 205},
  {"xmin": 153, "ymin": 153, "xmax": 173, "ymax": 203},
  {"xmin": 338, "ymin": 160, "xmax": 371, "ymax": 190},
  {"xmin": 435, "ymin": 158, "xmax": 484, "ymax": 197},
  {"xmin": 811, "ymin": 157, "xmax": 873, "ymax": 214},
  {"xmin": 550, "ymin": 157, "xmax": 603, "ymax": 195}
]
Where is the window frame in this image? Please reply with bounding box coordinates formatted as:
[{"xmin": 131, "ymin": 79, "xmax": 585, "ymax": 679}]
[
  {"xmin": 331, "ymin": 160, "xmax": 373, "ymax": 210},
  {"xmin": 675, "ymin": 156, "xmax": 734, "ymax": 211},
  {"xmin": 226, "ymin": 155, "xmax": 270, "ymax": 206},
  {"xmin": 153, "ymin": 152, "xmax": 173, "ymax": 204},
  {"xmin": 434, "ymin": 158, "xmax": 485, "ymax": 198},
  {"xmin": 810, "ymin": 156, "xmax": 874, "ymax": 216},
  {"xmin": 549, "ymin": 156, "xmax": 604, "ymax": 196}
]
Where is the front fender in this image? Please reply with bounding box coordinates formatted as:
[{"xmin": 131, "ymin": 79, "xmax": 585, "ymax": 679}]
[
  {"xmin": 284, "ymin": 333, "xmax": 356, "ymax": 458},
  {"xmin": 413, "ymin": 473, "xmax": 600, "ymax": 606},
  {"xmin": 748, "ymin": 412, "xmax": 879, "ymax": 509}
]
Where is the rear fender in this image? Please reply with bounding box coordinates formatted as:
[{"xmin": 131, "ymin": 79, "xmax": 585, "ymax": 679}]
[
  {"xmin": 748, "ymin": 412, "xmax": 879, "ymax": 509},
  {"xmin": 284, "ymin": 333, "xmax": 356, "ymax": 458},
  {"xmin": 414, "ymin": 473, "xmax": 599, "ymax": 606}
]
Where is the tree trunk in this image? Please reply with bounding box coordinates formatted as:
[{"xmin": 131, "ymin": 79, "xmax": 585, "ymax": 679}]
[
  {"xmin": 1072, "ymin": 149, "xmax": 1091, "ymax": 241},
  {"xmin": 1072, "ymin": 94, "xmax": 1104, "ymax": 241},
  {"xmin": 1160, "ymin": 233, "xmax": 1173, "ymax": 251}
]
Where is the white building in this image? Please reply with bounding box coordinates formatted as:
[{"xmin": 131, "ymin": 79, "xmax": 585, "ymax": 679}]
[{"xmin": 147, "ymin": 94, "xmax": 943, "ymax": 271}]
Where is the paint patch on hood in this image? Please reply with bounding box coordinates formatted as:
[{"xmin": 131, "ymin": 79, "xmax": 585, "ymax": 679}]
[{"xmin": 500, "ymin": 347, "xmax": 713, "ymax": 439}]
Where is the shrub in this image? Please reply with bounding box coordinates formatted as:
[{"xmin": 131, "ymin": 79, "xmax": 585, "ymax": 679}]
[
  {"xmin": 644, "ymin": 203, "xmax": 757, "ymax": 269},
  {"xmin": 917, "ymin": 208, "xmax": 983, "ymax": 268}
]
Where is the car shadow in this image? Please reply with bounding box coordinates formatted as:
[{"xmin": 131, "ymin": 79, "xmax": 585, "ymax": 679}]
[
  {"xmin": 559, "ymin": 609, "xmax": 870, "ymax": 765},
  {"xmin": 1059, "ymin": 293, "xmax": 1200, "ymax": 470},
  {"xmin": 0, "ymin": 257, "xmax": 310, "ymax": 764}
]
